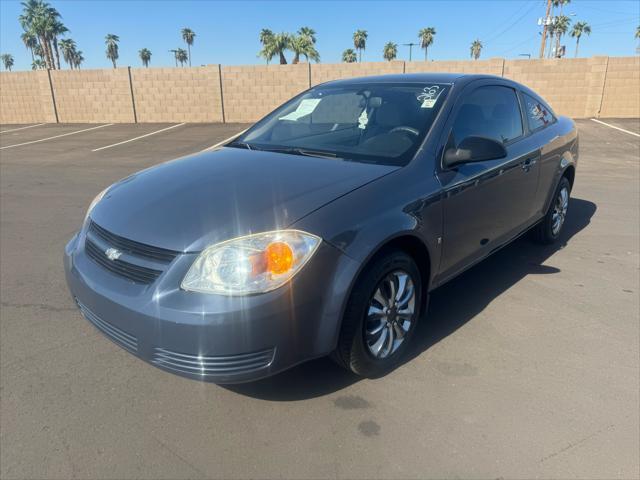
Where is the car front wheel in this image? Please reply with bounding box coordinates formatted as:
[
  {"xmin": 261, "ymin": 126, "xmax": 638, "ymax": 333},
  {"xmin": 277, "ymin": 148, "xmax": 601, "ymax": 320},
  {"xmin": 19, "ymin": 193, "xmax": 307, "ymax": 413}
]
[
  {"xmin": 534, "ymin": 176, "xmax": 571, "ymax": 244},
  {"xmin": 333, "ymin": 250, "xmax": 422, "ymax": 377}
]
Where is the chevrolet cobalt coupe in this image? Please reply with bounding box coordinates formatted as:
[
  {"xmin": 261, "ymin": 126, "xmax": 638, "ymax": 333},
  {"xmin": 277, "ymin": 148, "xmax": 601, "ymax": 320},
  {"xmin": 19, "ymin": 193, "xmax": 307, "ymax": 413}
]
[{"xmin": 65, "ymin": 74, "xmax": 578, "ymax": 383}]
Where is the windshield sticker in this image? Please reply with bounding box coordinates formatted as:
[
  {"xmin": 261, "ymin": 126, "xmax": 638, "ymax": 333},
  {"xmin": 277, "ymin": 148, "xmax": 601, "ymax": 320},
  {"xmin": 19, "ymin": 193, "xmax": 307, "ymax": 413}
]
[
  {"xmin": 358, "ymin": 109, "xmax": 369, "ymax": 129},
  {"xmin": 417, "ymin": 86, "xmax": 444, "ymax": 109},
  {"xmin": 279, "ymin": 98, "xmax": 321, "ymax": 121}
]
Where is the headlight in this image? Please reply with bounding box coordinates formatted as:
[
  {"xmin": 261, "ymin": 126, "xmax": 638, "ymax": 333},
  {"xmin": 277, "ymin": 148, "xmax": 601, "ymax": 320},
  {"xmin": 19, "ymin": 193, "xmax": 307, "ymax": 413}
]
[
  {"xmin": 84, "ymin": 188, "xmax": 108, "ymax": 222},
  {"xmin": 181, "ymin": 230, "xmax": 321, "ymax": 295}
]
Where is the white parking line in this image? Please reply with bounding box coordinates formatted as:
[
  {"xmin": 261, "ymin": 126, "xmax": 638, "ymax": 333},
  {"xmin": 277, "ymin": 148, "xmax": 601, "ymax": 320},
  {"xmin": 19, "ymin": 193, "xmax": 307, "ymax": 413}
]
[
  {"xmin": 0, "ymin": 123, "xmax": 46, "ymax": 134},
  {"xmin": 91, "ymin": 123, "xmax": 186, "ymax": 152},
  {"xmin": 591, "ymin": 118, "xmax": 640, "ymax": 138},
  {"xmin": 201, "ymin": 129, "xmax": 247, "ymax": 152},
  {"xmin": 0, "ymin": 124, "xmax": 114, "ymax": 150}
]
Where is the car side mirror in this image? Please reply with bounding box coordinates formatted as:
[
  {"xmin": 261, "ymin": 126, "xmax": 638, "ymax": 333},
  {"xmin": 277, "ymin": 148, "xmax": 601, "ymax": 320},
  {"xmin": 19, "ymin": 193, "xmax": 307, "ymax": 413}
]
[{"xmin": 444, "ymin": 136, "xmax": 507, "ymax": 168}]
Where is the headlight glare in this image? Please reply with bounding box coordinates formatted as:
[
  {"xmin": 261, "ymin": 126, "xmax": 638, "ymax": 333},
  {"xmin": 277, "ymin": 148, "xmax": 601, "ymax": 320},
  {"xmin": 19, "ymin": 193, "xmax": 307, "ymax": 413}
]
[
  {"xmin": 181, "ymin": 230, "xmax": 321, "ymax": 295},
  {"xmin": 84, "ymin": 188, "xmax": 108, "ymax": 222}
]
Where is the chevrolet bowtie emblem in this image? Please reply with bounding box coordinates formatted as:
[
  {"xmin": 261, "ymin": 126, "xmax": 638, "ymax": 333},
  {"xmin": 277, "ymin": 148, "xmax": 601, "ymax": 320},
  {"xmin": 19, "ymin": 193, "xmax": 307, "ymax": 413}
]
[{"xmin": 105, "ymin": 247, "xmax": 122, "ymax": 261}]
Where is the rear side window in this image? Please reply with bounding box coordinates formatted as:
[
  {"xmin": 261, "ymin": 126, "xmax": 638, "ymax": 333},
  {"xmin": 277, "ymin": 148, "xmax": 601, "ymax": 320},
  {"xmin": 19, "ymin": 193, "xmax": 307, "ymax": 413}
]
[
  {"xmin": 452, "ymin": 86, "xmax": 523, "ymax": 145},
  {"xmin": 522, "ymin": 93, "xmax": 555, "ymax": 131}
]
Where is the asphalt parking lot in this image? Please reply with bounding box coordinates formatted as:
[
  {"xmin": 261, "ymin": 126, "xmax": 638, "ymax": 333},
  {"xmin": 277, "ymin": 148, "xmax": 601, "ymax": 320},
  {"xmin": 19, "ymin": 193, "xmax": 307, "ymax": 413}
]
[{"xmin": 1, "ymin": 119, "xmax": 638, "ymax": 479}]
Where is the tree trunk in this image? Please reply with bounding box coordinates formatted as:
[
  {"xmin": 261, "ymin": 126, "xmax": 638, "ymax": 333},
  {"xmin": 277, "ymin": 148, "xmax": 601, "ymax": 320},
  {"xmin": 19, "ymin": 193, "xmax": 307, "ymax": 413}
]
[
  {"xmin": 424, "ymin": 47, "xmax": 427, "ymax": 61},
  {"xmin": 53, "ymin": 38, "xmax": 61, "ymax": 69},
  {"xmin": 358, "ymin": 49, "xmax": 361, "ymax": 62},
  {"xmin": 112, "ymin": 58, "xmax": 116, "ymax": 68},
  {"xmin": 279, "ymin": 51, "xmax": 287, "ymax": 64},
  {"xmin": 575, "ymin": 38, "xmax": 580, "ymax": 57},
  {"xmin": 292, "ymin": 52, "xmax": 299, "ymax": 64},
  {"xmin": 188, "ymin": 45, "xmax": 191, "ymax": 67}
]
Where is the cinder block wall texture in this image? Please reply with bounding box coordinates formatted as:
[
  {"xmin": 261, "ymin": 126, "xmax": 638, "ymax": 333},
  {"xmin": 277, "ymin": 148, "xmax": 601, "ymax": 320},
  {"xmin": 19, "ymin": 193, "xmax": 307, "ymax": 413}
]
[
  {"xmin": 132, "ymin": 66, "xmax": 223, "ymax": 123},
  {"xmin": 0, "ymin": 70, "xmax": 56, "ymax": 123},
  {"xmin": 1, "ymin": 56, "xmax": 638, "ymax": 125},
  {"xmin": 221, "ymin": 64, "xmax": 309, "ymax": 123},
  {"xmin": 50, "ymin": 68, "xmax": 135, "ymax": 123}
]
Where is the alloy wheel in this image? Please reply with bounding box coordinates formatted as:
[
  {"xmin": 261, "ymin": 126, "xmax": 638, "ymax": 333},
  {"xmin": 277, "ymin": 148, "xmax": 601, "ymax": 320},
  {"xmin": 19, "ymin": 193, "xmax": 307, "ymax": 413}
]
[
  {"xmin": 552, "ymin": 186, "xmax": 569, "ymax": 235},
  {"xmin": 365, "ymin": 270, "xmax": 416, "ymax": 359}
]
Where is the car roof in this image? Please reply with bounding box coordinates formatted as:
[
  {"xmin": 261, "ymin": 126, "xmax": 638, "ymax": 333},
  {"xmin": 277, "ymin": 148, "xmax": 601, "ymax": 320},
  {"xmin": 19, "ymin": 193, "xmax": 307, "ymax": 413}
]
[{"xmin": 318, "ymin": 73, "xmax": 503, "ymax": 87}]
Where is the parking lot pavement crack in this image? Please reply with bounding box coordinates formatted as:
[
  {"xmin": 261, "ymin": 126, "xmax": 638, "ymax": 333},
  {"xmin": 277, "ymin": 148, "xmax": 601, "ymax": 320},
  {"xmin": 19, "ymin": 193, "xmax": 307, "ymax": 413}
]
[
  {"xmin": 539, "ymin": 423, "xmax": 616, "ymax": 463},
  {"xmin": 153, "ymin": 437, "xmax": 207, "ymax": 478}
]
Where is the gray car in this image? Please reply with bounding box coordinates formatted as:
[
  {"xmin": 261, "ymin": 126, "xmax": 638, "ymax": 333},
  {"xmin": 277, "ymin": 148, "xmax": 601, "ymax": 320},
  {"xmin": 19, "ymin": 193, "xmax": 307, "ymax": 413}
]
[{"xmin": 64, "ymin": 73, "xmax": 578, "ymax": 383}]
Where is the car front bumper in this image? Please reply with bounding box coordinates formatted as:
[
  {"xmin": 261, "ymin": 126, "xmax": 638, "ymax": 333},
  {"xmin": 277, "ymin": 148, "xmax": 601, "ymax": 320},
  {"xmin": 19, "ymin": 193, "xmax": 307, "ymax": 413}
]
[{"xmin": 64, "ymin": 231, "xmax": 359, "ymax": 383}]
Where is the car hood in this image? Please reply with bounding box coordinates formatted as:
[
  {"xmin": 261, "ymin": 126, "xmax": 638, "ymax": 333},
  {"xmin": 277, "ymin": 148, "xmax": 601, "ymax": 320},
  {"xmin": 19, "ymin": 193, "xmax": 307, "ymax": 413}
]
[{"xmin": 90, "ymin": 147, "xmax": 397, "ymax": 252}]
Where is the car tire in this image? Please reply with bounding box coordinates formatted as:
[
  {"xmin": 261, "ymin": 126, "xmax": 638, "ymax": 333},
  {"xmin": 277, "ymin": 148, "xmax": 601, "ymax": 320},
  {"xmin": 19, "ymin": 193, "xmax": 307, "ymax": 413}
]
[
  {"xmin": 332, "ymin": 250, "xmax": 422, "ymax": 377},
  {"xmin": 534, "ymin": 176, "xmax": 571, "ymax": 245}
]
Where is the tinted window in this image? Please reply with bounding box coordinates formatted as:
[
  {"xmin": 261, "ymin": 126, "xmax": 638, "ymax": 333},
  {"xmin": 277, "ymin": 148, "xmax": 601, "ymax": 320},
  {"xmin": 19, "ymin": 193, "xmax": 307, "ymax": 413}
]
[
  {"xmin": 452, "ymin": 86, "xmax": 523, "ymax": 145},
  {"xmin": 233, "ymin": 83, "xmax": 450, "ymax": 166},
  {"xmin": 522, "ymin": 93, "xmax": 555, "ymax": 131}
]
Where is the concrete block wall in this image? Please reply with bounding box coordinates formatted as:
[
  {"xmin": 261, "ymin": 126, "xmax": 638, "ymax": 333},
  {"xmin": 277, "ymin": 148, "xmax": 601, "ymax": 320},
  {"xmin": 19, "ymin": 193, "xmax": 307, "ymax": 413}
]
[
  {"xmin": 221, "ymin": 64, "xmax": 310, "ymax": 123},
  {"xmin": 0, "ymin": 56, "xmax": 638, "ymax": 124},
  {"xmin": 50, "ymin": 68, "xmax": 135, "ymax": 123},
  {"xmin": 311, "ymin": 61, "xmax": 404, "ymax": 85},
  {"xmin": 599, "ymin": 56, "xmax": 640, "ymax": 118},
  {"xmin": 131, "ymin": 66, "xmax": 223, "ymax": 123},
  {"xmin": 405, "ymin": 58, "xmax": 505, "ymax": 76},
  {"xmin": 0, "ymin": 70, "xmax": 56, "ymax": 124},
  {"xmin": 503, "ymin": 57, "xmax": 609, "ymax": 118}
]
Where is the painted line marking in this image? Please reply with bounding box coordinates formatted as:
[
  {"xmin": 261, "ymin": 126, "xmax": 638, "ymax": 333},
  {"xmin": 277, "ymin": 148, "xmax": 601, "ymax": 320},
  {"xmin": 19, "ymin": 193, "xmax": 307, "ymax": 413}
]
[
  {"xmin": 591, "ymin": 118, "xmax": 640, "ymax": 138},
  {"xmin": 91, "ymin": 123, "xmax": 186, "ymax": 152},
  {"xmin": 201, "ymin": 129, "xmax": 247, "ymax": 152},
  {"xmin": 0, "ymin": 123, "xmax": 46, "ymax": 134},
  {"xmin": 0, "ymin": 124, "xmax": 114, "ymax": 150}
]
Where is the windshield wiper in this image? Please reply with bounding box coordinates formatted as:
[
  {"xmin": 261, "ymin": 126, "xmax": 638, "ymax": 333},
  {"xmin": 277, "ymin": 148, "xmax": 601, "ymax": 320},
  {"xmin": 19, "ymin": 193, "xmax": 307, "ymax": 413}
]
[
  {"xmin": 259, "ymin": 146, "xmax": 342, "ymax": 160},
  {"xmin": 227, "ymin": 140, "xmax": 254, "ymax": 150}
]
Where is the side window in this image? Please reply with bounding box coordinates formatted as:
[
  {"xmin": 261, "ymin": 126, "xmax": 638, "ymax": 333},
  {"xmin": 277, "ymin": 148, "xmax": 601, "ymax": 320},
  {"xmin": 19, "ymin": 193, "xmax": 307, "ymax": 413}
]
[
  {"xmin": 522, "ymin": 93, "xmax": 555, "ymax": 131},
  {"xmin": 451, "ymin": 86, "xmax": 523, "ymax": 145}
]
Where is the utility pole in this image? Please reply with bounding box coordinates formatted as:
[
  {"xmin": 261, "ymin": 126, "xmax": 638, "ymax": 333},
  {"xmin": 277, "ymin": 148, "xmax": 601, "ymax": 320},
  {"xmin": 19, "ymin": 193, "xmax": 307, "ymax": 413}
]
[
  {"xmin": 403, "ymin": 43, "xmax": 417, "ymax": 61},
  {"xmin": 539, "ymin": 0, "xmax": 552, "ymax": 58}
]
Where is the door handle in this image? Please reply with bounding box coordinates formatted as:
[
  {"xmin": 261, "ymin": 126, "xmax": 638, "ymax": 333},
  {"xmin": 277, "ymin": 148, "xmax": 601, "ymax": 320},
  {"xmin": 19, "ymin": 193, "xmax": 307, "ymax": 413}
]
[{"xmin": 521, "ymin": 157, "xmax": 537, "ymax": 171}]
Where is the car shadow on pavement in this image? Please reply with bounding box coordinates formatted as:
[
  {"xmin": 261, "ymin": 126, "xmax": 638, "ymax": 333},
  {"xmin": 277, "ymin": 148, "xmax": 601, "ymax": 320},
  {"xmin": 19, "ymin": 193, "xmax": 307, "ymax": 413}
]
[{"xmin": 225, "ymin": 198, "xmax": 597, "ymax": 401}]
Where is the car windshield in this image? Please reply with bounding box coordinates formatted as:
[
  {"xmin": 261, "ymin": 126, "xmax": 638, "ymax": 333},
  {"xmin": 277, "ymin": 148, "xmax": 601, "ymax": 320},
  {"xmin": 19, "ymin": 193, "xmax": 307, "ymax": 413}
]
[{"xmin": 230, "ymin": 82, "xmax": 450, "ymax": 166}]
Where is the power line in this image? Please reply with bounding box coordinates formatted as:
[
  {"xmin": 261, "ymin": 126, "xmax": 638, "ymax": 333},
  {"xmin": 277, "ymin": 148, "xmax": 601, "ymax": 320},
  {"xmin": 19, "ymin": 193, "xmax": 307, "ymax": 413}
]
[{"xmin": 484, "ymin": 0, "xmax": 544, "ymax": 45}]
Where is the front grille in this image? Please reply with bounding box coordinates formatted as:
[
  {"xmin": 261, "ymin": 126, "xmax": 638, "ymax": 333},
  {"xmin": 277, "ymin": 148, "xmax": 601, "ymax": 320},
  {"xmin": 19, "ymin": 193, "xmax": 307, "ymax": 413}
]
[
  {"xmin": 84, "ymin": 221, "xmax": 179, "ymax": 285},
  {"xmin": 85, "ymin": 238, "xmax": 162, "ymax": 284},
  {"xmin": 152, "ymin": 347, "xmax": 275, "ymax": 377},
  {"xmin": 76, "ymin": 299, "xmax": 138, "ymax": 353},
  {"xmin": 89, "ymin": 221, "xmax": 178, "ymax": 263}
]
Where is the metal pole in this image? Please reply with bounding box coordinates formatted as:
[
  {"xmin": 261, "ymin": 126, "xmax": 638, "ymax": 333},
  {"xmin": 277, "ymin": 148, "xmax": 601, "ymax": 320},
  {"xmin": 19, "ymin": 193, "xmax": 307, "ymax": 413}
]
[{"xmin": 539, "ymin": 0, "xmax": 552, "ymax": 58}]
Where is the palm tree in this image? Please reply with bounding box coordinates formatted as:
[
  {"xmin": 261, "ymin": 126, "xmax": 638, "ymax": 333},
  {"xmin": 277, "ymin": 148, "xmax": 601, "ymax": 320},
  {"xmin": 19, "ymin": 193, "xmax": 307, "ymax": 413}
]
[
  {"xmin": 570, "ymin": 21, "xmax": 591, "ymax": 57},
  {"xmin": 21, "ymin": 31, "xmax": 38, "ymax": 62},
  {"xmin": 176, "ymin": 48, "xmax": 188, "ymax": 67},
  {"xmin": 470, "ymin": 39, "xmax": 483, "ymax": 60},
  {"xmin": 51, "ymin": 19, "xmax": 68, "ymax": 69},
  {"xmin": 298, "ymin": 26, "xmax": 316, "ymax": 45},
  {"xmin": 1, "ymin": 54, "xmax": 14, "ymax": 71},
  {"xmin": 353, "ymin": 29, "xmax": 368, "ymax": 62},
  {"xmin": 59, "ymin": 38, "xmax": 76, "ymax": 68},
  {"xmin": 181, "ymin": 27, "xmax": 195, "ymax": 67},
  {"xmin": 552, "ymin": 0, "xmax": 570, "ymax": 14},
  {"xmin": 290, "ymin": 35, "xmax": 320, "ymax": 63},
  {"xmin": 342, "ymin": 48, "xmax": 357, "ymax": 63},
  {"xmin": 71, "ymin": 50, "xmax": 83, "ymax": 69},
  {"xmin": 418, "ymin": 27, "xmax": 436, "ymax": 61},
  {"xmin": 272, "ymin": 32, "xmax": 291, "ymax": 64},
  {"xmin": 383, "ymin": 42, "xmax": 398, "ymax": 61},
  {"xmin": 105, "ymin": 33, "xmax": 119, "ymax": 68},
  {"xmin": 19, "ymin": 0, "xmax": 61, "ymax": 69},
  {"xmin": 258, "ymin": 29, "xmax": 275, "ymax": 64},
  {"xmin": 553, "ymin": 15, "xmax": 571, "ymax": 57},
  {"xmin": 139, "ymin": 48, "xmax": 152, "ymax": 67},
  {"xmin": 32, "ymin": 58, "xmax": 46, "ymax": 70}
]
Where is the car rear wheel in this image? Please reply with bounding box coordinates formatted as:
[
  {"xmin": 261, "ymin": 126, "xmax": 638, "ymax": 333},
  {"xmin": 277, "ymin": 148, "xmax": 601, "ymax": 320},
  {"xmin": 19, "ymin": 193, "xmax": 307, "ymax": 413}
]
[
  {"xmin": 534, "ymin": 176, "xmax": 571, "ymax": 244},
  {"xmin": 333, "ymin": 250, "xmax": 422, "ymax": 377}
]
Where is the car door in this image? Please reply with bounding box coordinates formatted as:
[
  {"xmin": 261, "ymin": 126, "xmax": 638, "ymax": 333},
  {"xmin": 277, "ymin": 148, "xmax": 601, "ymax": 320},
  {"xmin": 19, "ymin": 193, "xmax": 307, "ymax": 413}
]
[{"xmin": 435, "ymin": 82, "xmax": 540, "ymax": 282}]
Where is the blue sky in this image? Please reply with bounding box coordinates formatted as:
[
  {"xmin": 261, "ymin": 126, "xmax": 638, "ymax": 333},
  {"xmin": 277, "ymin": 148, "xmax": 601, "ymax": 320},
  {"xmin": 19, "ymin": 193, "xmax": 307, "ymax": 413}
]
[{"xmin": 1, "ymin": 0, "xmax": 638, "ymax": 71}]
